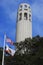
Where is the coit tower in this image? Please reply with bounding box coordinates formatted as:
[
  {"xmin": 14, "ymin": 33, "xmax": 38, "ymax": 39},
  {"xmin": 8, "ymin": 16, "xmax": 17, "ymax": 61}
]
[{"xmin": 16, "ymin": 3, "xmax": 32, "ymax": 42}]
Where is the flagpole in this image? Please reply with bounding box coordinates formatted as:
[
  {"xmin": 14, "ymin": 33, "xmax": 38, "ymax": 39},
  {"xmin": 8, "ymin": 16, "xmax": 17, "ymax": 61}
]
[{"xmin": 2, "ymin": 33, "xmax": 6, "ymax": 65}]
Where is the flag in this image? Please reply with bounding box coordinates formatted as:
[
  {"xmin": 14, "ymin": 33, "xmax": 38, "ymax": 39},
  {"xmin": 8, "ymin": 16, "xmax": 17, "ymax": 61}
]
[
  {"xmin": 6, "ymin": 37, "xmax": 13, "ymax": 45},
  {"xmin": 5, "ymin": 45, "xmax": 15, "ymax": 56}
]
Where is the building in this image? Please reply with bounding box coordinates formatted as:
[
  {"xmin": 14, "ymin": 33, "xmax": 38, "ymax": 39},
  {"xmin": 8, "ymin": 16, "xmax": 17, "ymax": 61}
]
[{"xmin": 16, "ymin": 3, "xmax": 32, "ymax": 42}]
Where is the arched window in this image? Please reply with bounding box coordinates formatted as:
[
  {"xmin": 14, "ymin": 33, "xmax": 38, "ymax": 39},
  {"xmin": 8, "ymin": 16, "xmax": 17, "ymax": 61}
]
[
  {"xmin": 29, "ymin": 6, "xmax": 30, "ymax": 9},
  {"xmin": 29, "ymin": 14, "xmax": 31, "ymax": 21},
  {"xmin": 25, "ymin": 5, "xmax": 27, "ymax": 8},
  {"xmin": 29, "ymin": 14, "xmax": 31, "ymax": 17},
  {"xmin": 24, "ymin": 13, "xmax": 27, "ymax": 20},
  {"xmin": 24, "ymin": 5, "xmax": 28, "ymax": 10},
  {"xmin": 20, "ymin": 5, "xmax": 22, "ymax": 8},
  {"xmin": 19, "ymin": 13, "xmax": 22, "ymax": 20}
]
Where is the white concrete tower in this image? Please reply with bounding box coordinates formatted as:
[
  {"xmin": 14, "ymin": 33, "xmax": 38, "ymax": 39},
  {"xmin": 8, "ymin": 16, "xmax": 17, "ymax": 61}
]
[{"xmin": 16, "ymin": 3, "xmax": 32, "ymax": 42}]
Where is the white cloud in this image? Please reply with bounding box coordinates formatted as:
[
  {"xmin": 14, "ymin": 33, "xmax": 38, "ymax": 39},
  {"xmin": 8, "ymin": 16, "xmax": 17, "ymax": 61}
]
[
  {"xmin": 9, "ymin": 11, "xmax": 17, "ymax": 21},
  {"xmin": 0, "ymin": 0, "xmax": 17, "ymax": 23},
  {"xmin": 1, "ymin": 0, "xmax": 43, "ymax": 22}
]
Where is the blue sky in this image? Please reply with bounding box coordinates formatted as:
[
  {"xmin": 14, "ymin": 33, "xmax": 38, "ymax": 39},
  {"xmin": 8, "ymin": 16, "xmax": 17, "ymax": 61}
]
[{"xmin": 0, "ymin": 0, "xmax": 43, "ymax": 47}]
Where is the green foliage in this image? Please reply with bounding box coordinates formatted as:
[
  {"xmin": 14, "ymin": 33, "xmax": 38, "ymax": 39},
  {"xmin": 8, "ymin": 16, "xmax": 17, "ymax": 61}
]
[
  {"xmin": 0, "ymin": 47, "xmax": 3, "ymax": 65},
  {"xmin": 0, "ymin": 35, "xmax": 43, "ymax": 65}
]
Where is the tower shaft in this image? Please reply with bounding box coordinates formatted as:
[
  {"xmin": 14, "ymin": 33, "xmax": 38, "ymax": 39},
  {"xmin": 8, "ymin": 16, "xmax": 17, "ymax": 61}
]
[{"xmin": 16, "ymin": 3, "xmax": 32, "ymax": 42}]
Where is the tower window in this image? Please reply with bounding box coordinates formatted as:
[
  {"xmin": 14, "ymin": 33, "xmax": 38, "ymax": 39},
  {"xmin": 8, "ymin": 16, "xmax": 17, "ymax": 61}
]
[
  {"xmin": 25, "ymin": 5, "xmax": 27, "ymax": 8},
  {"xmin": 24, "ymin": 9, "xmax": 28, "ymax": 10},
  {"xmin": 29, "ymin": 19, "xmax": 31, "ymax": 21},
  {"xmin": 29, "ymin": 14, "xmax": 31, "ymax": 21},
  {"xmin": 19, "ymin": 9, "xmax": 22, "ymax": 11},
  {"xmin": 24, "ymin": 13, "xmax": 27, "ymax": 20},
  {"xmin": 19, "ymin": 13, "xmax": 22, "ymax": 20},
  {"xmin": 29, "ymin": 14, "xmax": 31, "ymax": 18},
  {"xmin": 20, "ymin": 5, "xmax": 22, "ymax": 8},
  {"xmin": 29, "ymin": 6, "xmax": 30, "ymax": 9}
]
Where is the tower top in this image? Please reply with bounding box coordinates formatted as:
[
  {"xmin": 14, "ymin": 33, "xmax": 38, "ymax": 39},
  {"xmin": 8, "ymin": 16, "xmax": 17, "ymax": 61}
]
[
  {"xmin": 18, "ymin": 3, "xmax": 31, "ymax": 11},
  {"xmin": 19, "ymin": 3, "xmax": 30, "ymax": 6}
]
